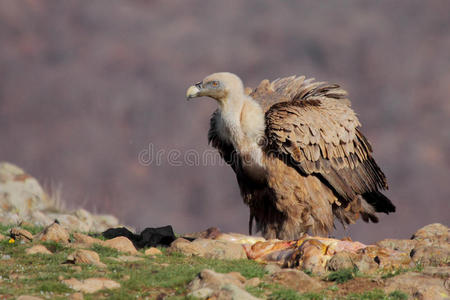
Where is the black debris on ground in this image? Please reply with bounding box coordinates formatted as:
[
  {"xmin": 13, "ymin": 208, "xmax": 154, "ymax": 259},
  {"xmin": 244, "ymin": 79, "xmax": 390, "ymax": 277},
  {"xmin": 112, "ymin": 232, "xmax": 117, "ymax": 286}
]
[{"xmin": 102, "ymin": 225, "xmax": 176, "ymax": 248}]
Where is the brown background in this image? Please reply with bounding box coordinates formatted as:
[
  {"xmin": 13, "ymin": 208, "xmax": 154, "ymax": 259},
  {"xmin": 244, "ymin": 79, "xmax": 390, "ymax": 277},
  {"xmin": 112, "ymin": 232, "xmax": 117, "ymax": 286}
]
[{"xmin": 1, "ymin": 1, "xmax": 449, "ymax": 243}]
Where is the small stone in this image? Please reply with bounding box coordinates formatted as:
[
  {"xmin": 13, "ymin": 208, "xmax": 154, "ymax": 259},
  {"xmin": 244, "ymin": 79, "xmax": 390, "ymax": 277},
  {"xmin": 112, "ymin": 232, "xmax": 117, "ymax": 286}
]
[
  {"xmin": 10, "ymin": 227, "xmax": 33, "ymax": 242},
  {"xmin": 245, "ymin": 277, "xmax": 261, "ymax": 287},
  {"xmin": 62, "ymin": 277, "xmax": 120, "ymax": 294},
  {"xmin": 170, "ymin": 238, "xmax": 247, "ymax": 260},
  {"xmin": 270, "ymin": 269, "xmax": 323, "ymax": 293},
  {"xmin": 0, "ymin": 233, "xmax": 7, "ymax": 241},
  {"xmin": 103, "ymin": 236, "xmax": 137, "ymax": 254},
  {"xmin": 170, "ymin": 239, "xmax": 205, "ymax": 257},
  {"xmin": 170, "ymin": 237, "xmax": 191, "ymax": 246},
  {"xmin": 264, "ymin": 264, "xmax": 282, "ymax": 274},
  {"xmin": 69, "ymin": 292, "xmax": 84, "ymax": 300},
  {"xmin": 26, "ymin": 245, "xmax": 52, "ymax": 255},
  {"xmin": 16, "ymin": 296, "xmax": 44, "ymax": 300},
  {"xmin": 145, "ymin": 247, "xmax": 162, "ymax": 256},
  {"xmin": 187, "ymin": 269, "xmax": 261, "ymax": 299},
  {"xmin": 214, "ymin": 283, "xmax": 261, "ymax": 300},
  {"xmin": 72, "ymin": 232, "xmax": 103, "ymax": 246},
  {"xmin": 188, "ymin": 269, "xmax": 246, "ymax": 292},
  {"xmin": 36, "ymin": 222, "xmax": 70, "ymax": 243},
  {"xmin": 189, "ymin": 287, "xmax": 213, "ymax": 299},
  {"xmin": 193, "ymin": 239, "xmax": 248, "ymax": 259},
  {"xmin": 71, "ymin": 266, "xmax": 82, "ymax": 272},
  {"xmin": 1, "ymin": 254, "xmax": 11, "ymax": 260},
  {"xmin": 66, "ymin": 249, "xmax": 106, "ymax": 268},
  {"xmin": 122, "ymin": 275, "xmax": 130, "ymax": 281}
]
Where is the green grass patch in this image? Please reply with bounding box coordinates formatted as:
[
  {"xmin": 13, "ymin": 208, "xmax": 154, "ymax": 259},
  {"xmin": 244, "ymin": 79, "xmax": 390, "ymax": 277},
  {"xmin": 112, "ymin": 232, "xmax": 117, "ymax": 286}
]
[
  {"xmin": 41, "ymin": 240, "xmax": 68, "ymax": 253},
  {"xmin": 0, "ymin": 223, "xmax": 12, "ymax": 235},
  {"xmin": 347, "ymin": 289, "xmax": 408, "ymax": 300},
  {"xmin": 387, "ymin": 290, "xmax": 409, "ymax": 300},
  {"xmin": 326, "ymin": 268, "xmax": 357, "ymax": 284},
  {"xmin": 269, "ymin": 288, "xmax": 325, "ymax": 300},
  {"xmin": 246, "ymin": 283, "xmax": 267, "ymax": 298},
  {"xmin": 380, "ymin": 264, "xmax": 424, "ymax": 279},
  {"xmin": 269, "ymin": 288, "xmax": 302, "ymax": 300},
  {"xmin": 33, "ymin": 281, "xmax": 72, "ymax": 293},
  {"xmin": 91, "ymin": 243, "xmax": 120, "ymax": 257},
  {"xmin": 20, "ymin": 224, "xmax": 44, "ymax": 235}
]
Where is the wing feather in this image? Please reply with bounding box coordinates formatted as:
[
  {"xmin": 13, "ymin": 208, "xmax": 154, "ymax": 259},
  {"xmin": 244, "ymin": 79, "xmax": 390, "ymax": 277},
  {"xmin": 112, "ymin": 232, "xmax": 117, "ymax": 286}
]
[{"xmin": 253, "ymin": 76, "xmax": 391, "ymax": 212}]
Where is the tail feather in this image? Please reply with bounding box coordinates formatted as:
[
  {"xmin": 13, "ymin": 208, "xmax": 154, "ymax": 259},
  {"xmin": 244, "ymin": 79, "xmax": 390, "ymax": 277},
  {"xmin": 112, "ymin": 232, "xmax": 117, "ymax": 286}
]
[{"xmin": 362, "ymin": 191, "xmax": 395, "ymax": 214}]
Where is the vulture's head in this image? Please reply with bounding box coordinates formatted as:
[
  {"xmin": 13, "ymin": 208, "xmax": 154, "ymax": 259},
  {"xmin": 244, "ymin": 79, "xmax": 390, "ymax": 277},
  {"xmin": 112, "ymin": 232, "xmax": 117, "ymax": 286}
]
[{"xmin": 186, "ymin": 72, "xmax": 245, "ymax": 103}]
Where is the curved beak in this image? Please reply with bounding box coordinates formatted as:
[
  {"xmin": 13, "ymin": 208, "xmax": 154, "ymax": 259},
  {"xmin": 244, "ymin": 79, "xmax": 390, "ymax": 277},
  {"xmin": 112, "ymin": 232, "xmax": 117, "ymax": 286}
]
[
  {"xmin": 186, "ymin": 85, "xmax": 200, "ymax": 100},
  {"xmin": 186, "ymin": 82, "xmax": 204, "ymax": 100}
]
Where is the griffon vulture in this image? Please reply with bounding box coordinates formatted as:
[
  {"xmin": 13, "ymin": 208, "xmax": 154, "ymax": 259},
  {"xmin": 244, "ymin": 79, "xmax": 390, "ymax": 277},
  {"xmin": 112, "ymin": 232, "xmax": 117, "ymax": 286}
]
[{"xmin": 186, "ymin": 72, "xmax": 395, "ymax": 240}]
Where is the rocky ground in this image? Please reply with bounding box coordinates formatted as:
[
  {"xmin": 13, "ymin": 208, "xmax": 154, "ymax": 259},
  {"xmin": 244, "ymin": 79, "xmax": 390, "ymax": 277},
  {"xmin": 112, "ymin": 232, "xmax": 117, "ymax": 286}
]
[{"xmin": 0, "ymin": 163, "xmax": 449, "ymax": 299}]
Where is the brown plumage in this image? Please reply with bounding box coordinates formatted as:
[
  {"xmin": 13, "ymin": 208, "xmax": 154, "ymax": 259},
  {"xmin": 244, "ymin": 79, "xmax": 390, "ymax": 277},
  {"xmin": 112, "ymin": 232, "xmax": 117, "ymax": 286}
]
[{"xmin": 186, "ymin": 72, "xmax": 395, "ymax": 240}]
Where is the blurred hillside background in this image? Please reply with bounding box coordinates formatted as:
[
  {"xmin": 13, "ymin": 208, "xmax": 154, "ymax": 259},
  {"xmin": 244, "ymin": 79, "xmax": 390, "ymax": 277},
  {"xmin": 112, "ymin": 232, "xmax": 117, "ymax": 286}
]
[{"xmin": 0, "ymin": 0, "xmax": 449, "ymax": 243}]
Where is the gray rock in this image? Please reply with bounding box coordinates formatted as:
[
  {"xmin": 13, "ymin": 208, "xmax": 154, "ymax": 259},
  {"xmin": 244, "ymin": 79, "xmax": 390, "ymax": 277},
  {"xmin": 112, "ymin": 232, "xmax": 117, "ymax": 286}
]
[
  {"xmin": 72, "ymin": 232, "xmax": 103, "ymax": 246},
  {"xmin": 270, "ymin": 269, "xmax": 323, "ymax": 293},
  {"xmin": 385, "ymin": 272, "xmax": 449, "ymax": 300},
  {"xmin": 215, "ymin": 283, "xmax": 261, "ymax": 300},
  {"xmin": 17, "ymin": 296, "xmax": 44, "ymax": 300},
  {"xmin": 171, "ymin": 238, "xmax": 247, "ymax": 260},
  {"xmin": 188, "ymin": 269, "xmax": 260, "ymax": 300},
  {"xmin": 26, "ymin": 245, "xmax": 52, "ymax": 255},
  {"xmin": 0, "ymin": 212, "xmax": 20, "ymax": 225},
  {"xmin": 62, "ymin": 277, "xmax": 120, "ymax": 294},
  {"xmin": 66, "ymin": 249, "xmax": 106, "ymax": 268},
  {"xmin": 411, "ymin": 241, "xmax": 450, "ymax": 266},
  {"xmin": 326, "ymin": 251, "xmax": 355, "ymax": 271},
  {"xmin": 91, "ymin": 214, "xmax": 119, "ymax": 232},
  {"xmin": 376, "ymin": 238, "xmax": 417, "ymax": 253},
  {"xmin": 421, "ymin": 266, "xmax": 450, "ymax": 278},
  {"xmin": 188, "ymin": 269, "xmax": 246, "ymax": 292},
  {"xmin": 0, "ymin": 162, "xmax": 51, "ymax": 216},
  {"xmin": 10, "ymin": 227, "xmax": 33, "ymax": 242},
  {"xmin": 28, "ymin": 211, "xmax": 53, "ymax": 227},
  {"xmin": 36, "ymin": 222, "xmax": 70, "ymax": 243},
  {"xmin": 412, "ymin": 223, "xmax": 449, "ymax": 243},
  {"xmin": 74, "ymin": 209, "xmax": 94, "ymax": 230},
  {"xmin": 0, "ymin": 162, "xmax": 121, "ymax": 233},
  {"xmin": 189, "ymin": 287, "xmax": 214, "ymax": 299},
  {"xmin": 46, "ymin": 213, "xmax": 91, "ymax": 233},
  {"xmin": 245, "ymin": 277, "xmax": 261, "ymax": 287},
  {"xmin": 102, "ymin": 236, "xmax": 138, "ymax": 254},
  {"xmin": 263, "ymin": 263, "xmax": 282, "ymax": 274}
]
